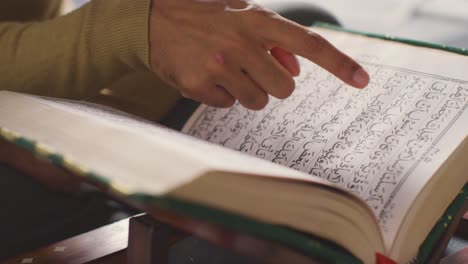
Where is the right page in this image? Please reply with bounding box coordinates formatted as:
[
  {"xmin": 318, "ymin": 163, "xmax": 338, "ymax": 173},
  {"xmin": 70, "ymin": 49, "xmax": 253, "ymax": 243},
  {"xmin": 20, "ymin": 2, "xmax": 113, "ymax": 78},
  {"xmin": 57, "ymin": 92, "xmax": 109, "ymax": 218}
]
[{"xmin": 182, "ymin": 27, "xmax": 468, "ymax": 250}]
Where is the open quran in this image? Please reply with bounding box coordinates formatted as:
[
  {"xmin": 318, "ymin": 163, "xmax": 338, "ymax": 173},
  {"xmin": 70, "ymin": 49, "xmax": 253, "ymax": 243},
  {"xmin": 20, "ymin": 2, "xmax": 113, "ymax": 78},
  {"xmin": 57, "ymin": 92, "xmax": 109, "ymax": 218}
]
[{"xmin": 0, "ymin": 26, "xmax": 466, "ymax": 264}]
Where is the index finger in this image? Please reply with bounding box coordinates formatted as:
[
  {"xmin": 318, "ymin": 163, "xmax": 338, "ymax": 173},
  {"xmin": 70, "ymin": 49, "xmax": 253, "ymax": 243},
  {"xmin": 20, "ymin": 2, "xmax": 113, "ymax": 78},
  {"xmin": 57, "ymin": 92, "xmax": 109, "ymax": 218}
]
[{"xmin": 263, "ymin": 17, "xmax": 369, "ymax": 89}]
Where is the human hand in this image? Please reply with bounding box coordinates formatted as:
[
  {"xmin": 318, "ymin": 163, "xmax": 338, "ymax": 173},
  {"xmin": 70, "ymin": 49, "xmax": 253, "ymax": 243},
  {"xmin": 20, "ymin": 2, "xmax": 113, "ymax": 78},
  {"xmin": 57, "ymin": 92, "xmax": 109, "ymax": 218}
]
[
  {"xmin": 149, "ymin": 0, "xmax": 369, "ymax": 110},
  {"xmin": 0, "ymin": 139, "xmax": 80, "ymax": 193}
]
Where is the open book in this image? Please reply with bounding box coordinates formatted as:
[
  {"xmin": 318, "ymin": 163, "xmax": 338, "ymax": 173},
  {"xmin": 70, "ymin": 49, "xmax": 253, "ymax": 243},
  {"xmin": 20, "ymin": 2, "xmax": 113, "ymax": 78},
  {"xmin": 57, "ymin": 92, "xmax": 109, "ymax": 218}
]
[{"xmin": 0, "ymin": 26, "xmax": 466, "ymax": 264}]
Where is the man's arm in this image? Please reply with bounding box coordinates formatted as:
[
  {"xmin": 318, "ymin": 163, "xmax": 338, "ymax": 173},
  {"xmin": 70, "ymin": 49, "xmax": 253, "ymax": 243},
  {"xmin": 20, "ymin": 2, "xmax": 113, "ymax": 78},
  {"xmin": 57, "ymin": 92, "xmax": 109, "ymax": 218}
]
[
  {"xmin": 0, "ymin": 0, "xmax": 151, "ymax": 100},
  {"xmin": 1, "ymin": 0, "xmax": 369, "ymax": 109}
]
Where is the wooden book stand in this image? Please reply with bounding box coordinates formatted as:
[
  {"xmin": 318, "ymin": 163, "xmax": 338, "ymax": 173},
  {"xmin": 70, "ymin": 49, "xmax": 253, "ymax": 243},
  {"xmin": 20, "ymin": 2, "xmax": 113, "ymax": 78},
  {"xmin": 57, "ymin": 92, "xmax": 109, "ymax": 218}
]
[{"xmin": 3, "ymin": 206, "xmax": 467, "ymax": 264}]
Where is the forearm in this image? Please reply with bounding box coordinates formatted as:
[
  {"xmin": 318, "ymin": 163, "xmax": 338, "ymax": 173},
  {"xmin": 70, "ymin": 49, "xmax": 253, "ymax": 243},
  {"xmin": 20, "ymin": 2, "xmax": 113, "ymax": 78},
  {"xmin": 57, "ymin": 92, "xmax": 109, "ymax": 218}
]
[{"xmin": 0, "ymin": 0, "xmax": 151, "ymax": 100}]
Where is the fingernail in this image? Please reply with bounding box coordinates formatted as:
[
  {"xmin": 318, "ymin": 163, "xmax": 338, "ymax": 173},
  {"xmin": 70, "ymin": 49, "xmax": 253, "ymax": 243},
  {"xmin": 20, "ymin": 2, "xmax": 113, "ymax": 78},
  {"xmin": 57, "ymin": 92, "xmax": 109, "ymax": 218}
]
[{"xmin": 352, "ymin": 68, "xmax": 369, "ymax": 88}]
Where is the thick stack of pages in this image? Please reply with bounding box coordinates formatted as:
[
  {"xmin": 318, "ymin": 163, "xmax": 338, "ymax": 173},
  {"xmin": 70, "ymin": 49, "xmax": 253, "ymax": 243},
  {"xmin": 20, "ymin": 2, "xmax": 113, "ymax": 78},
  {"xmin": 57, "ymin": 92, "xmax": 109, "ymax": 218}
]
[{"xmin": 0, "ymin": 25, "xmax": 466, "ymax": 264}]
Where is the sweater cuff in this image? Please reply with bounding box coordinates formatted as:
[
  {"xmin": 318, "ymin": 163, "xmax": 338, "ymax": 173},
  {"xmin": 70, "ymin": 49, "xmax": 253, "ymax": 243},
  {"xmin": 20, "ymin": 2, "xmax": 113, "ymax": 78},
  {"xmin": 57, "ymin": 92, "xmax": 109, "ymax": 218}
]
[{"xmin": 85, "ymin": 0, "xmax": 151, "ymax": 71}]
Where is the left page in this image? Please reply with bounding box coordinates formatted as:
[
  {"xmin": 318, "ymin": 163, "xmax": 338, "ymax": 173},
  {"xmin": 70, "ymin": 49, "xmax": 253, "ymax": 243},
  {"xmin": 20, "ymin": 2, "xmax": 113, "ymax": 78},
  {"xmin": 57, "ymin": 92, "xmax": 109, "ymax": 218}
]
[
  {"xmin": 0, "ymin": 91, "xmax": 320, "ymax": 195},
  {"xmin": 182, "ymin": 27, "xmax": 468, "ymax": 249}
]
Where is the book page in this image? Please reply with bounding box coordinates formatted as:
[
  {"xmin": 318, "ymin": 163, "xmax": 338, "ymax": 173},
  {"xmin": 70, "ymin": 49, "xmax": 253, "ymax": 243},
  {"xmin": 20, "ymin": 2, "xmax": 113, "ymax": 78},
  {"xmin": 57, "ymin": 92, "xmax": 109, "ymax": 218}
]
[
  {"xmin": 183, "ymin": 28, "xmax": 468, "ymax": 248},
  {"xmin": 0, "ymin": 91, "xmax": 320, "ymax": 196}
]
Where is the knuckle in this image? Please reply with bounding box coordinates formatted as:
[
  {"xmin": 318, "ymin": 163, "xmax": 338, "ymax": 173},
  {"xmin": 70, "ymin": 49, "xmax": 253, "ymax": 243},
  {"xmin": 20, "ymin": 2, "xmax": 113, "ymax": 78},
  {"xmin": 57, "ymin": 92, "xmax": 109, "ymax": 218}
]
[
  {"xmin": 178, "ymin": 82, "xmax": 195, "ymax": 98},
  {"xmin": 204, "ymin": 88, "xmax": 235, "ymax": 108},
  {"xmin": 216, "ymin": 31, "xmax": 251, "ymax": 52},
  {"xmin": 268, "ymin": 70, "xmax": 295, "ymax": 99},
  {"xmin": 205, "ymin": 54, "xmax": 228, "ymax": 74},
  {"xmin": 305, "ymin": 33, "xmax": 325, "ymax": 54},
  {"xmin": 243, "ymin": 92, "xmax": 269, "ymax": 110},
  {"xmin": 336, "ymin": 56, "xmax": 358, "ymax": 78},
  {"xmin": 180, "ymin": 75, "xmax": 209, "ymax": 95},
  {"xmin": 277, "ymin": 77, "xmax": 295, "ymax": 99},
  {"xmin": 179, "ymin": 86, "xmax": 201, "ymax": 100},
  {"xmin": 217, "ymin": 96, "xmax": 236, "ymax": 108},
  {"xmin": 230, "ymin": 37, "xmax": 251, "ymax": 51},
  {"xmin": 180, "ymin": 84, "xmax": 201, "ymax": 99},
  {"xmin": 179, "ymin": 76, "xmax": 195, "ymax": 91}
]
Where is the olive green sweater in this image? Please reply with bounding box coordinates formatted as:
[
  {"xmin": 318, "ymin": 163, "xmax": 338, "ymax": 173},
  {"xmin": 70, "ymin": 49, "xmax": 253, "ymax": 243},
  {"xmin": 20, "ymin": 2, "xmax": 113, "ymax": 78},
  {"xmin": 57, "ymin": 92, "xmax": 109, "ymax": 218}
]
[{"xmin": 0, "ymin": 0, "xmax": 180, "ymax": 121}]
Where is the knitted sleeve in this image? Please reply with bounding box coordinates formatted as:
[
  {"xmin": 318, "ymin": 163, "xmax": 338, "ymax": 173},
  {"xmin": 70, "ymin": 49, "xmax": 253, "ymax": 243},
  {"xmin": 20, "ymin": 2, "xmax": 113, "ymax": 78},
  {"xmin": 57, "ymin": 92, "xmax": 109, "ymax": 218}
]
[{"xmin": 0, "ymin": 0, "xmax": 151, "ymax": 99}]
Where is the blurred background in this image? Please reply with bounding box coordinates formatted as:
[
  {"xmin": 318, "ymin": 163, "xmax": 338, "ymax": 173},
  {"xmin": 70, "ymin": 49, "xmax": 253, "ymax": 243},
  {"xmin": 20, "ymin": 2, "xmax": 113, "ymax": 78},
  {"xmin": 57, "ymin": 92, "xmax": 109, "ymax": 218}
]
[
  {"xmin": 68, "ymin": 0, "xmax": 468, "ymax": 48},
  {"xmin": 258, "ymin": 0, "xmax": 468, "ymax": 48}
]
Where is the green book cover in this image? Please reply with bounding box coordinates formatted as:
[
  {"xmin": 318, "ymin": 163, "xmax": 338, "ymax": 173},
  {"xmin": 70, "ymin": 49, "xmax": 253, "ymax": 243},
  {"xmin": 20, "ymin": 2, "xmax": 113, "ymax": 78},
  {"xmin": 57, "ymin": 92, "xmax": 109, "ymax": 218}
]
[{"xmin": 0, "ymin": 23, "xmax": 467, "ymax": 264}]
